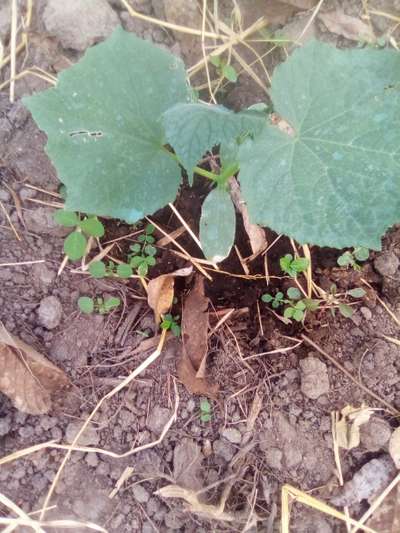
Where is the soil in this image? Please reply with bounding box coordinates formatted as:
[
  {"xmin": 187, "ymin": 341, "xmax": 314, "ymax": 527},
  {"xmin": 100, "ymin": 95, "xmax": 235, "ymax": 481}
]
[{"xmin": 1, "ymin": 1, "xmax": 400, "ymax": 532}]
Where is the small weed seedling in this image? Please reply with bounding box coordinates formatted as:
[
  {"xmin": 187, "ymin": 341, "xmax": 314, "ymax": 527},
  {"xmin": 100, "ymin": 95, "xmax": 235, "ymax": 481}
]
[
  {"xmin": 78, "ymin": 295, "xmax": 121, "ymax": 314},
  {"xmin": 280, "ymin": 254, "xmax": 309, "ymax": 278},
  {"xmin": 262, "ymin": 287, "xmax": 319, "ymax": 322},
  {"xmin": 128, "ymin": 224, "xmax": 157, "ymax": 277},
  {"xmin": 87, "ymin": 224, "xmax": 157, "ymax": 280},
  {"xmin": 209, "ymin": 54, "xmax": 238, "ymax": 83},
  {"xmin": 160, "ymin": 314, "xmax": 181, "ymax": 336},
  {"xmin": 54, "ymin": 210, "xmax": 105, "ymax": 261},
  {"xmin": 199, "ymin": 398, "xmax": 212, "ymax": 422},
  {"xmin": 337, "ymin": 247, "xmax": 369, "ymax": 270}
]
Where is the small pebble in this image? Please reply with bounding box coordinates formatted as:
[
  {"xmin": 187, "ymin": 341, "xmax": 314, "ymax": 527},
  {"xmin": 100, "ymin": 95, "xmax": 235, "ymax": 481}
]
[{"xmin": 37, "ymin": 296, "xmax": 63, "ymax": 330}]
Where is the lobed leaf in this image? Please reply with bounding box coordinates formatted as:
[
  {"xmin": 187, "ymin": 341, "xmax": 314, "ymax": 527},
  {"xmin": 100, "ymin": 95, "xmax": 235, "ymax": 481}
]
[
  {"xmin": 239, "ymin": 40, "xmax": 400, "ymax": 250},
  {"xmin": 24, "ymin": 27, "xmax": 191, "ymax": 223}
]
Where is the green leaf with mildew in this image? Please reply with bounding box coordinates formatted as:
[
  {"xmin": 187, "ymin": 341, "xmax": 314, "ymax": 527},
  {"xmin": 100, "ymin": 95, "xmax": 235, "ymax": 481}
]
[
  {"xmin": 239, "ymin": 40, "xmax": 400, "ymax": 250},
  {"xmin": 23, "ymin": 27, "xmax": 191, "ymax": 223}
]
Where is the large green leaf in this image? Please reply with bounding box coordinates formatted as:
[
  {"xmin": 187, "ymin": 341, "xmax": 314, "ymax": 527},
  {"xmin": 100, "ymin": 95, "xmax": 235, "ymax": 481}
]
[
  {"xmin": 23, "ymin": 27, "xmax": 191, "ymax": 222},
  {"xmin": 239, "ymin": 40, "xmax": 400, "ymax": 249},
  {"xmin": 199, "ymin": 187, "xmax": 236, "ymax": 262},
  {"xmin": 163, "ymin": 103, "xmax": 266, "ymax": 182}
]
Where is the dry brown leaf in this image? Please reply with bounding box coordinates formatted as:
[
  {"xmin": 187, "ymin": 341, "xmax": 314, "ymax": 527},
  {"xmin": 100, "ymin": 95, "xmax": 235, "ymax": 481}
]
[
  {"xmin": 319, "ymin": 10, "xmax": 375, "ymax": 42},
  {"xmin": 230, "ymin": 178, "xmax": 267, "ymax": 257},
  {"xmin": 335, "ymin": 405, "xmax": 376, "ymax": 450},
  {"xmin": 147, "ymin": 266, "xmax": 192, "ymax": 325},
  {"xmin": 178, "ymin": 276, "xmax": 218, "ymax": 398},
  {"xmin": 367, "ymin": 482, "xmax": 400, "ymax": 533},
  {"xmin": 0, "ymin": 324, "xmax": 69, "ymax": 415},
  {"xmin": 389, "ymin": 427, "xmax": 400, "ymax": 469}
]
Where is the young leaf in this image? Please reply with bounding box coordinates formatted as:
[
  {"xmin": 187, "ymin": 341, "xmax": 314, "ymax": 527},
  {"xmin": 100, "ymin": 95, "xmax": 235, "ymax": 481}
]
[
  {"xmin": 347, "ymin": 287, "xmax": 366, "ymax": 298},
  {"xmin": 284, "ymin": 307, "xmax": 295, "ymax": 319},
  {"xmin": 261, "ymin": 293, "xmax": 273, "ymax": 303},
  {"xmin": 104, "ymin": 297, "xmax": 121, "ymax": 311},
  {"xmin": 144, "ymin": 244, "xmax": 157, "ymax": 256},
  {"xmin": 291, "ymin": 257, "xmax": 309, "ymax": 273},
  {"xmin": 23, "ymin": 28, "xmax": 191, "ymax": 223},
  {"xmin": 209, "ymin": 55, "xmax": 221, "ymax": 67},
  {"xmin": 116, "ymin": 263, "xmax": 133, "ymax": 278},
  {"xmin": 280, "ymin": 254, "xmax": 293, "ymax": 274},
  {"xmin": 304, "ymin": 298, "xmax": 320, "ymax": 311},
  {"xmin": 287, "ymin": 287, "xmax": 301, "ymax": 300},
  {"xmin": 171, "ymin": 322, "xmax": 181, "ymax": 337},
  {"xmin": 130, "ymin": 243, "xmax": 141, "ymax": 254},
  {"xmin": 89, "ymin": 260, "xmax": 107, "ymax": 278},
  {"xmin": 79, "ymin": 217, "xmax": 105, "ymax": 237},
  {"xmin": 222, "ymin": 64, "xmax": 238, "ymax": 83},
  {"xmin": 130, "ymin": 255, "xmax": 144, "ymax": 268},
  {"xmin": 337, "ymin": 252, "xmax": 354, "ymax": 267},
  {"xmin": 339, "ymin": 303, "xmax": 353, "ymax": 318},
  {"xmin": 239, "ymin": 40, "xmax": 400, "ymax": 250},
  {"xmin": 354, "ymin": 247, "xmax": 369, "ymax": 261},
  {"xmin": 163, "ymin": 103, "xmax": 265, "ymax": 181},
  {"xmin": 64, "ymin": 231, "xmax": 87, "ymax": 260},
  {"xmin": 137, "ymin": 262, "xmax": 148, "ymax": 277},
  {"xmin": 199, "ymin": 187, "xmax": 236, "ymax": 263},
  {"xmin": 54, "ymin": 209, "xmax": 79, "ymax": 227},
  {"xmin": 145, "ymin": 256, "xmax": 156, "ymax": 266},
  {"xmin": 293, "ymin": 309, "xmax": 304, "ymax": 322},
  {"xmin": 200, "ymin": 398, "xmax": 211, "ymax": 413},
  {"xmin": 78, "ymin": 296, "xmax": 94, "ymax": 314},
  {"xmin": 145, "ymin": 223, "xmax": 155, "ymax": 235}
]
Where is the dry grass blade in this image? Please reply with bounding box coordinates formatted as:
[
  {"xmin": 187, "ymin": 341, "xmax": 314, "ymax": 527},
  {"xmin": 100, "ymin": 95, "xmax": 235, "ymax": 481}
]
[
  {"xmin": 0, "ymin": 200, "xmax": 21, "ymax": 241},
  {"xmin": 335, "ymin": 405, "xmax": 377, "ymax": 450},
  {"xmin": 0, "ymin": 323, "xmax": 69, "ymax": 414},
  {"xmin": 281, "ymin": 484, "xmax": 377, "ymax": 533}
]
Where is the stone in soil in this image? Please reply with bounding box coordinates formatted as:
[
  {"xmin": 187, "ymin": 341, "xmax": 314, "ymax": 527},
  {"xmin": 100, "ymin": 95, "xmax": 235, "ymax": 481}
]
[
  {"xmin": 299, "ymin": 356, "xmax": 330, "ymax": 399},
  {"xmin": 43, "ymin": 0, "xmax": 119, "ymax": 51},
  {"xmin": 24, "ymin": 207, "xmax": 69, "ymax": 237},
  {"xmin": 221, "ymin": 427, "xmax": 242, "ymax": 444},
  {"xmin": 360, "ymin": 416, "xmax": 392, "ymax": 452},
  {"xmin": 146, "ymin": 406, "xmax": 170, "ymax": 434},
  {"xmin": 132, "ymin": 484, "xmax": 150, "ymax": 503},
  {"xmin": 374, "ymin": 252, "xmax": 399, "ymax": 277},
  {"xmin": 173, "ymin": 438, "xmax": 203, "ymax": 490},
  {"xmin": 37, "ymin": 295, "xmax": 63, "ymax": 330},
  {"xmin": 65, "ymin": 421, "xmax": 100, "ymax": 446},
  {"xmin": 331, "ymin": 455, "xmax": 396, "ymax": 507}
]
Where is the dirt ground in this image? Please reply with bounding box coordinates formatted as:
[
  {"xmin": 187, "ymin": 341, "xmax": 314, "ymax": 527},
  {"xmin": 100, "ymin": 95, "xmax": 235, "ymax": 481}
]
[{"xmin": 1, "ymin": 0, "xmax": 400, "ymax": 532}]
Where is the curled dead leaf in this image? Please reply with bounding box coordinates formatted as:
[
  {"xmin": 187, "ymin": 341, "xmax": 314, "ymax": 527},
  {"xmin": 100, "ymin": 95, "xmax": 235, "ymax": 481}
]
[
  {"xmin": 335, "ymin": 404, "xmax": 376, "ymax": 450},
  {"xmin": 147, "ymin": 266, "xmax": 192, "ymax": 325},
  {"xmin": 389, "ymin": 427, "xmax": 400, "ymax": 469},
  {"xmin": 319, "ymin": 10, "xmax": 375, "ymax": 42},
  {"xmin": 0, "ymin": 324, "xmax": 69, "ymax": 415},
  {"xmin": 229, "ymin": 178, "xmax": 267, "ymax": 257},
  {"xmin": 178, "ymin": 276, "xmax": 218, "ymax": 398}
]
